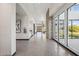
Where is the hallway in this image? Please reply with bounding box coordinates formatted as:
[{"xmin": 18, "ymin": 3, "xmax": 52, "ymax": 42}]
[{"xmin": 15, "ymin": 32, "xmax": 75, "ymax": 56}]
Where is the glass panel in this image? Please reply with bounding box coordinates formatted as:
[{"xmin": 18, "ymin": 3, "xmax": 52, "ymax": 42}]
[
  {"xmin": 59, "ymin": 12, "xmax": 65, "ymax": 44},
  {"xmin": 54, "ymin": 17, "xmax": 58, "ymax": 41},
  {"xmin": 68, "ymin": 4, "xmax": 79, "ymax": 52}
]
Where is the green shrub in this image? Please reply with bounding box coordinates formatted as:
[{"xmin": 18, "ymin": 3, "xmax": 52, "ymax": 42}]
[{"xmin": 69, "ymin": 25, "xmax": 79, "ymax": 32}]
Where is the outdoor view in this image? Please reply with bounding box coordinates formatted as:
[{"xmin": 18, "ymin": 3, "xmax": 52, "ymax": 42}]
[
  {"xmin": 59, "ymin": 12, "xmax": 64, "ymax": 39},
  {"xmin": 55, "ymin": 17, "xmax": 58, "ymax": 40},
  {"xmin": 68, "ymin": 3, "xmax": 79, "ymax": 52},
  {"xmin": 59, "ymin": 12, "xmax": 65, "ymax": 44},
  {"xmin": 68, "ymin": 20, "xmax": 79, "ymax": 39},
  {"xmin": 68, "ymin": 4, "xmax": 79, "ymax": 39}
]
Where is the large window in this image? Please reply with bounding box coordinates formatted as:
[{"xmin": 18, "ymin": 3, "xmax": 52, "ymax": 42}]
[
  {"xmin": 68, "ymin": 4, "xmax": 79, "ymax": 52},
  {"xmin": 54, "ymin": 17, "xmax": 58, "ymax": 41},
  {"xmin": 68, "ymin": 20, "xmax": 79, "ymax": 39},
  {"xmin": 53, "ymin": 3, "xmax": 79, "ymax": 55},
  {"xmin": 59, "ymin": 12, "xmax": 65, "ymax": 44}
]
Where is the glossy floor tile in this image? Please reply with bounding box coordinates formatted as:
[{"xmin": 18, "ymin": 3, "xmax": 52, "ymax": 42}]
[{"xmin": 15, "ymin": 32, "xmax": 75, "ymax": 56}]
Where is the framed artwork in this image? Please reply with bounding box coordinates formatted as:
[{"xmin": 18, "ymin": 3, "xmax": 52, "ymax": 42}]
[{"xmin": 16, "ymin": 20, "xmax": 21, "ymax": 33}]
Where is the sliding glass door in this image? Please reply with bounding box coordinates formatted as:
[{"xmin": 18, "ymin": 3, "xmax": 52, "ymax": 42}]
[
  {"xmin": 68, "ymin": 3, "xmax": 79, "ymax": 52},
  {"xmin": 54, "ymin": 17, "xmax": 58, "ymax": 41},
  {"xmin": 53, "ymin": 3, "xmax": 79, "ymax": 54},
  {"xmin": 59, "ymin": 12, "xmax": 65, "ymax": 44}
]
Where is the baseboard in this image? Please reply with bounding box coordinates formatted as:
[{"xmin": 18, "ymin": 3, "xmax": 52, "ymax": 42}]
[
  {"xmin": 12, "ymin": 52, "xmax": 16, "ymax": 56},
  {"xmin": 16, "ymin": 39, "xmax": 29, "ymax": 40},
  {"xmin": 51, "ymin": 38, "xmax": 78, "ymax": 56}
]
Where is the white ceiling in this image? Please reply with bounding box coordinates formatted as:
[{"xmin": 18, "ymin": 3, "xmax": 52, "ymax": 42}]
[
  {"xmin": 49, "ymin": 3, "xmax": 65, "ymax": 16},
  {"xmin": 16, "ymin": 4, "xmax": 26, "ymax": 18},
  {"xmin": 16, "ymin": 3, "xmax": 65, "ymax": 23}
]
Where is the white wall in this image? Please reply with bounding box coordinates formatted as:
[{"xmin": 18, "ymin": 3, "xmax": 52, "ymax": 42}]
[
  {"xmin": 16, "ymin": 4, "xmax": 36, "ymax": 39},
  {"xmin": 48, "ymin": 20, "xmax": 52, "ymax": 39},
  {"xmin": 10, "ymin": 4, "xmax": 16, "ymax": 55},
  {"xmin": 16, "ymin": 15, "xmax": 34, "ymax": 39},
  {"xmin": 16, "ymin": 16, "xmax": 29, "ymax": 39},
  {"xmin": 0, "ymin": 3, "xmax": 16, "ymax": 56}
]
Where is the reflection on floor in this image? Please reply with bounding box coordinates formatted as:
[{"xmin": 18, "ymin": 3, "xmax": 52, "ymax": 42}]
[{"xmin": 15, "ymin": 32, "xmax": 75, "ymax": 56}]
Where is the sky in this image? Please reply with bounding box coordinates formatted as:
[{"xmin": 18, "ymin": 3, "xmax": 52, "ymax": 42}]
[
  {"xmin": 68, "ymin": 21, "xmax": 79, "ymax": 25},
  {"xmin": 68, "ymin": 4, "xmax": 79, "ymax": 25},
  {"xmin": 73, "ymin": 21, "xmax": 79, "ymax": 25},
  {"xmin": 71, "ymin": 4, "xmax": 79, "ymax": 11}
]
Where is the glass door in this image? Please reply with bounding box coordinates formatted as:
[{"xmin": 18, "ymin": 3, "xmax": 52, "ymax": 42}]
[
  {"xmin": 68, "ymin": 3, "xmax": 79, "ymax": 52},
  {"xmin": 54, "ymin": 17, "xmax": 59, "ymax": 41},
  {"xmin": 59, "ymin": 12, "xmax": 65, "ymax": 44}
]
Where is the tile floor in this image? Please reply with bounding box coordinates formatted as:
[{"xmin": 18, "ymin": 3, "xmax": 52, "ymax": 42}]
[{"xmin": 15, "ymin": 32, "xmax": 75, "ymax": 56}]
